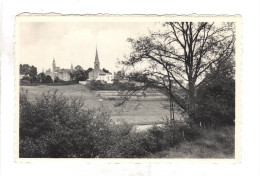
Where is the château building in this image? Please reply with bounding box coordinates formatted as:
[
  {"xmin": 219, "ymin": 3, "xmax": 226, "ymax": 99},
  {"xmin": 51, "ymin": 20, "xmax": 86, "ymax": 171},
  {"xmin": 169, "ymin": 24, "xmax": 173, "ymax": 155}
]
[{"xmin": 45, "ymin": 59, "xmax": 72, "ymax": 81}]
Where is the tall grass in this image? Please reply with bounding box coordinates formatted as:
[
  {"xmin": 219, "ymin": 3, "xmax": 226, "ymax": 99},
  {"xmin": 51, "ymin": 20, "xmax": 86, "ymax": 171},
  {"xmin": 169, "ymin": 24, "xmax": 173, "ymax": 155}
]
[{"xmin": 149, "ymin": 126, "xmax": 235, "ymax": 158}]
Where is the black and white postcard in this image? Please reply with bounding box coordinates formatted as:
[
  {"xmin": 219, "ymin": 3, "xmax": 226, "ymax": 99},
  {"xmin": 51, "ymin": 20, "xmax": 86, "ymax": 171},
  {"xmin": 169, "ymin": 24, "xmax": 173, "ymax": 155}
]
[{"xmin": 15, "ymin": 15, "xmax": 241, "ymax": 162}]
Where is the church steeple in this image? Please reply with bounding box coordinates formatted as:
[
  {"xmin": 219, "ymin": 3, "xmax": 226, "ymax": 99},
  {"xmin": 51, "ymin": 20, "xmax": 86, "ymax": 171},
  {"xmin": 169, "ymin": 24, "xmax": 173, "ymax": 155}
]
[
  {"xmin": 52, "ymin": 58, "xmax": 56, "ymax": 71},
  {"xmin": 94, "ymin": 46, "xmax": 100, "ymax": 79},
  {"xmin": 95, "ymin": 47, "xmax": 99, "ymax": 63}
]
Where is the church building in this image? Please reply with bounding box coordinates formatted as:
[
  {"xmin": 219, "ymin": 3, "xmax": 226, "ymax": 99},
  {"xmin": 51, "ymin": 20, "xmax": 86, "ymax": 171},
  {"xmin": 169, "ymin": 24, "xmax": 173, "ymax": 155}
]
[{"xmin": 88, "ymin": 48, "xmax": 113, "ymax": 83}]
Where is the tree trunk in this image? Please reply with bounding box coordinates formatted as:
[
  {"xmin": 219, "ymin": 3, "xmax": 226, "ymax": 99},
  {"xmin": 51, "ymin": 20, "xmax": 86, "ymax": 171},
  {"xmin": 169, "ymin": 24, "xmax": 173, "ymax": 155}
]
[
  {"xmin": 169, "ymin": 95, "xmax": 175, "ymax": 121},
  {"xmin": 188, "ymin": 81, "xmax": 196, "ymax": 124}
]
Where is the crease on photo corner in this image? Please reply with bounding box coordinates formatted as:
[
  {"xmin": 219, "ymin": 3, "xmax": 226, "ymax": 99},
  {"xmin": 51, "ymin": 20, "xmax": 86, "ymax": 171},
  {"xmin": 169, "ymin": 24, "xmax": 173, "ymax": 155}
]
[{"xmin": 14, "ymin": 14, "xmax": 242, "ymax": 164}]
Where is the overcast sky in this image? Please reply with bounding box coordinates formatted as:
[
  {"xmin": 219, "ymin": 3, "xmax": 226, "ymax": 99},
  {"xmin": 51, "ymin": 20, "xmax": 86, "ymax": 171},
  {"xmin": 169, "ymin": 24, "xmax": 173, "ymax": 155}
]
[{"xmin": 19, "ymin": 22, "xmax": 161, "ymax": 73}]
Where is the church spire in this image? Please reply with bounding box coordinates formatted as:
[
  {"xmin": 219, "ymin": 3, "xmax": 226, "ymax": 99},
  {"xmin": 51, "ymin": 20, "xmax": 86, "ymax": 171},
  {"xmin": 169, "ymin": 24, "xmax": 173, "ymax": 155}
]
[
  {"xmin": 94, "ymin": 46, "xmax": 100, "ymax": 79},
  {"xmin": 95, "ymin": 46, "xmax": 99, "ymax": 63}
]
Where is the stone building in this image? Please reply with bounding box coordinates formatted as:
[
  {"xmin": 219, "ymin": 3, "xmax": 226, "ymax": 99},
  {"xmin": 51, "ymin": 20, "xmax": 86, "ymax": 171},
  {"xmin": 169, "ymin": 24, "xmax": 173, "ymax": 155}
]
[
  {"xmin": 88, "ymin": 48, "xmax": 113, "ymax": 84},
  {"xmin": 45, "ymin": 59, "xmax": 72, "ymax": 81}
]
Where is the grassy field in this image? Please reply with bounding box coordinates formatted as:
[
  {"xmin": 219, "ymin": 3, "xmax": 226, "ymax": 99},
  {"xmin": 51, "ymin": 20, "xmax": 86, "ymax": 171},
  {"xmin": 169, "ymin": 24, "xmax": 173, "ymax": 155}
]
[
  {"xmin": 149, "ymin": 126, "xmax": 235, "ymax": 158},
  {"xmin": 20, "ymin": 84, "xmax": 180, "ymax": 125}
]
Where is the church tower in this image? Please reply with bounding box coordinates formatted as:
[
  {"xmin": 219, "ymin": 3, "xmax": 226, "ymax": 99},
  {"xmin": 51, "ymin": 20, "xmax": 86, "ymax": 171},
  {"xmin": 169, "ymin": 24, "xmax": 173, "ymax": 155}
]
[
  {"xmin": 52, "ymin": 58, "xmax": 56, "ymax": 79},
  {"xmin": 52, "ymin": 58, "xmax": 56, "ymax": 71},
  {"xmin": 94, "ymin": 47, "xmax": 100, "ymax": 79}
]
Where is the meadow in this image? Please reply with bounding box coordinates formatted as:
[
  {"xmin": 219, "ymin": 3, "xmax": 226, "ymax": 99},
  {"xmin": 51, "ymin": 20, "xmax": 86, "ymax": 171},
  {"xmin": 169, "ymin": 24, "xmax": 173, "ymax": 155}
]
[{"xmin": 20, "ymin": 84, "xmax": 183, "ymax": 125}]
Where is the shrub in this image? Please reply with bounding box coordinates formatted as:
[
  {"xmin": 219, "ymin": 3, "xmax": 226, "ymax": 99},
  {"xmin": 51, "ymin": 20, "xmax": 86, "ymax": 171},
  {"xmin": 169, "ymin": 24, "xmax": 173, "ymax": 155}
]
[
  {"xmin": 107, "ymin": 132, "xmax": 149, "ymax": 158},
  {"xmin": 196, "ymin": 66, "xmax": 235, "ymax": 126},
  {"xmin": 88, "ymin": 80, "xmax": 105, "ymax": 90},
  {"xmin": 163, "ymin": 117, "xmax": 201, "ymax": 145},
  {"xmin": 19, "ymin": 90, "xmax": 201, "ymax": 158},
  {"xmin": 112, "ymin": 120, "xmax": 133, "ymax": 137},
  {"xmin": 146, "ymin": 125, "xmax": 168, "ymax": 152},
  {"xmin": 19, "ymin": 90, "xmax": 113, "ymax": 158},
  {"xmin": 21, "ymin": 76, "xmax": 32, "ymax": 82},
  {"xmin": 20, "ymin": 79, "xmax": 31, "ymax": 85}
]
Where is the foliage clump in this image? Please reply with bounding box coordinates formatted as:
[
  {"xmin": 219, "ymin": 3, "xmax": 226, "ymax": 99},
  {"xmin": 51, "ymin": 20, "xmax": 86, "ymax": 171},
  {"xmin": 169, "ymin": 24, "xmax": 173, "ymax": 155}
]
[{"xmin": 20, "ymin": 90, "xmax": 202, "ymax": 158}]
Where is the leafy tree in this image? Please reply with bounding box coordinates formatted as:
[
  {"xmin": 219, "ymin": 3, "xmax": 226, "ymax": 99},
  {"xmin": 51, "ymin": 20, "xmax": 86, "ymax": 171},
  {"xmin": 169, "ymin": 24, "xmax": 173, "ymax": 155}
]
[
  {"xmin": 29, "ymin": 66, "xmax": 37, "ymax": 77},
  {"xmin": 20, "ymin": 64, "xmax": 30, "ymax": 75},
  {"xmin": 196, "ymin": 56, "xmax": 235, "ymax": 126},
  {"xmin": 45, "ymin": 75, "xmax": 53, "ymax": 83},
  {"xmin": 70, "ymin": 65, "xmax": 86, "ymax": 82},
  {"xmin": 54, "ymin": 76, "xmax": 61, "ymax": 83},
  {"xmin": 71, "ymin": 70, "xmax": 86, "ymax": 82},
  {"xmin": 102, "ymin": 68, "xmax": 110, "ymax": 73},
  {"xmin": 37, "ymin": 73, "xmax": 47, "ymax": 83},
  {"xmin": 30, "ymin": 76, "xmax": 37, "ymax": 83},
  {"xmin": 115, "ymin": 70, "xmax": 125, "ymax": 78},
  {"xmin": 85, "ymin": 68, "xmax": 93, "ymax": 79},
  {"xmin": 121, "ymin": 22, "xmax": 235, "ymax": 122},
  {"xmin": 74, "ymin": 65, "xmax": 84, "ymax": 71},
  {"xmin": 20, "ymin": 64, "xmax": 38, "ymax": 83}
]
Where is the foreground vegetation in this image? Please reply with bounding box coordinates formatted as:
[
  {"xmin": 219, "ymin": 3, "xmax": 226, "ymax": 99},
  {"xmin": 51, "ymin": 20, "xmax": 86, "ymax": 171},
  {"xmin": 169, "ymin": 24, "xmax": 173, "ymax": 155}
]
[
  {"xmin": 150, "ymin": 126, "xmax": 234, "ymax": 158},
  {"xmin": 20, "ymin": 90, "xmax": 234, "ymax": 158}
]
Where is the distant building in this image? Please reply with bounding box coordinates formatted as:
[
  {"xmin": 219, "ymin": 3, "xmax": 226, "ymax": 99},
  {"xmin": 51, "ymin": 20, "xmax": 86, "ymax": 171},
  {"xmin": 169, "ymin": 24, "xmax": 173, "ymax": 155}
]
[
  {"xmin": 19, "ymin": 74, "xmax": 29, "ymax": 80},
  {"xmin": 88, "ymin": 48, "xmax": 113, "ymax": 83},
  {"xmin": 45, "ymin": 59, "xmax": 72, "ymax": 81}
]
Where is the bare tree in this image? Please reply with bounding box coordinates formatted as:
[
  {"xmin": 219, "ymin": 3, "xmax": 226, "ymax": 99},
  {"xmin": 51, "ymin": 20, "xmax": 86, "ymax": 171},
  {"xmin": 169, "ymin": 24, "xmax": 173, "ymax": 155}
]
[{"xmin": 120, "ymin": 22, "xmax": 235, "ymax": 122}]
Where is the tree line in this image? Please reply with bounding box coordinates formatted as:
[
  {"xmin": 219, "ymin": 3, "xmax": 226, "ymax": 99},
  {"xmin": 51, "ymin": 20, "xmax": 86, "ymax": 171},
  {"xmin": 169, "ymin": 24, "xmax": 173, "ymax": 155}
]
[{"xmin": 20, "ymin": 64, "xmax": 110, "ymax": 84}]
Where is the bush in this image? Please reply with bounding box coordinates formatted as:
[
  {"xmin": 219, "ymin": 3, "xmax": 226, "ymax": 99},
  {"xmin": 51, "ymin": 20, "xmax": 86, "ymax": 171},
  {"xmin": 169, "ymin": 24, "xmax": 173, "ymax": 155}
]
[
  {"xmin": 21, "ymin": 76, "xmax": 31, "ymax": 82},
  {"xmin": 88, "ymin": 80, "xmax": 105, "ymax": 90},
  {"xmin": 196, "ymin": 76, "xmax": 235, "ymax": 126},
  {"xmin": 146, "ymin": 126, "xmax": 168, "ymax": 152},
  {"xmin": 107, "ymin": 132, "xmax": 150, "ymax": 158},
  {"xmin": 21, "ymin": 75, "xmax": 37, "ymax": 83},
  {"xmin": 195, "ymin": 57, "xmax": 235, "ymax": 127},
  {"xmin": 163, "ymin": 118, "xmax": 201, "ymax": 144},
  {"xmin": 19, "ymin": 90, "xmax": 201, "ymax": 158},
  {"xmin": 106, "ymin": 122, "xmax": 201, "ymax": 158},
  {"xmin": 20, "ymin": 79, "xmax": 31, "ymax": 85},
  {"xmin": 20, "ymin": 90, "xmax": 113, "ymax": 158}
]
